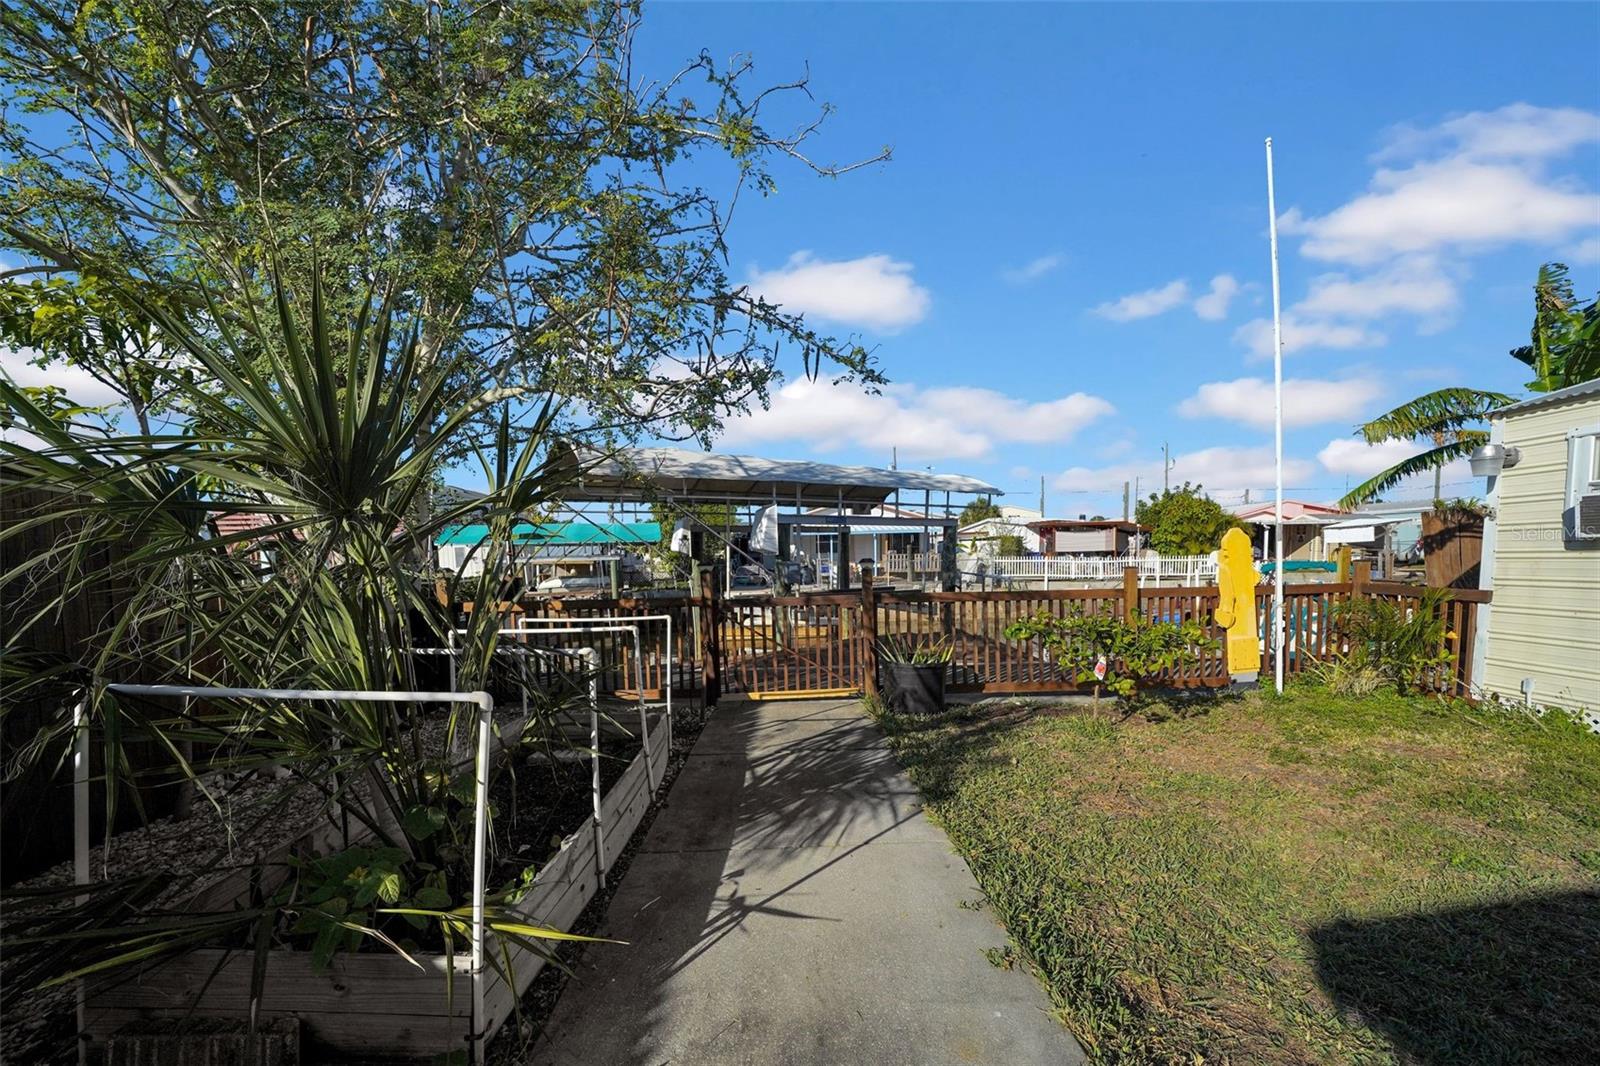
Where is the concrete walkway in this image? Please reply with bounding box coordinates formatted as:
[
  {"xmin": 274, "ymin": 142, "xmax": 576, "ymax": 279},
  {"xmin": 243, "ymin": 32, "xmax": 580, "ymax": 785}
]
[{"xmin": 531, "ymin": 699, "xmax": 1083, "ymax": 1066}]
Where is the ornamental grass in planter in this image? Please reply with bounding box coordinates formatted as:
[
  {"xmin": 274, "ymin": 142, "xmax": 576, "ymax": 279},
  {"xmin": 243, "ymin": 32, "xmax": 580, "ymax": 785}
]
[{"xmin": 876, "ymin": 636, "xmax": 953, "ymax": 716}]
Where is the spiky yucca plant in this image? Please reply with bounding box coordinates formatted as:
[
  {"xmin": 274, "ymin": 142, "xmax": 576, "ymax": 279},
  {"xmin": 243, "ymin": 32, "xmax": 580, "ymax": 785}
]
[{"xmin": 0, "ymin": 262, "xmax": 598, "ymax": 995}]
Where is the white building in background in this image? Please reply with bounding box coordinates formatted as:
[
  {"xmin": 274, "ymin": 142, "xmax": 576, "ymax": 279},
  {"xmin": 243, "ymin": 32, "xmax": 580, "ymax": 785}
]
[
  {"xmin": 1474, "ymin": 379, "xmax": 1600, "ymax": 718},
  {"xmin": 957, "ymin": 506, "xmax": 1042, "ymax": 555}
]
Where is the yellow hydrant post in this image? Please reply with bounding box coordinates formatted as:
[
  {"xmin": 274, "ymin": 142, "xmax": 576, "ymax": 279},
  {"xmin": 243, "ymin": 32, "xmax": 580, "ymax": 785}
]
[{"xmin": 1213, "ymin": 526, "xmax": 1260, "ymax": 685}]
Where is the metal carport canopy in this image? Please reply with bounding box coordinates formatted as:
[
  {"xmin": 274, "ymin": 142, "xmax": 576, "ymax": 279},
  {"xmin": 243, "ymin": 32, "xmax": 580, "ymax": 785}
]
[{"xmin": 553, "ymin": 445, "xmax": 1002, "ymax": 506}]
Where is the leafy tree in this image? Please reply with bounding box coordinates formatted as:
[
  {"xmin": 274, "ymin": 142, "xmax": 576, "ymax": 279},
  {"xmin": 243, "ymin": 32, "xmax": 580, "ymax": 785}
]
[
  {"xmin": 0, "ymin": 0, "xmax": 885, "ymax": 449},
  {"xmin": 0, "ymin": 272, "xmax": 192, "ymax": 434},
  {"xmin": 2, "ymin": 264, "xmax": 592, "ymax": 989},
  {"xmin": 1510, "ymin": 263, "xmax": 1599, "ymax": 393},
  {"xmin": 959, "ymin": 496, "xmax": 1003, "ymax": 526},
  {"xmin": 648, "ymin": 499, "xmax": 738, "ymax": 571},
  {"xmin": 996, "ymin": 533, "xmax": 1026, "ymax": 557},
  {"xmin": 1340, "ymin": 262, "xmax": 1597, "ymax": 508},
  {"xmin": 1135, "ymin": 483, "xmax": 1239, "ymax": 555}
]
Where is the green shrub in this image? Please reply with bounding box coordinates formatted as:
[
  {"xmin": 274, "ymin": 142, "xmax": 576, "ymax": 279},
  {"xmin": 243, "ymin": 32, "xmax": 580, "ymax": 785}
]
[{"xmin": 1003, "ymin": 609, "xmax": 1211, "ymax": 701}]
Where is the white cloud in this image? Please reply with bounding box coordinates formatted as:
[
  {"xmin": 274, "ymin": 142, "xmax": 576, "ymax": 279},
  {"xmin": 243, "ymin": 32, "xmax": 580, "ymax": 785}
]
[
  {"xmin": 1570, "ymin": 234, "xmax": 1600, "ymax": 263},
  {"xmin": 1375, "ymin": 103, "xmax": 1600, "ymax": 164},
  {"xmin": 1, "ymin": 346, "xmax": 125, "ymax": 408},
  {"xmin": 1294, "ymin": 257, "xmax": 1458, "ymax": 321},
  {"xmin": 717, "ymin": 379, "xmax": 1114, "ymax": 461},
  {"xmin": 1233, "ymin": 314, "xmax": 1387, "ymax": 359},
  {"xmin": 1283, "ymin": 105, "xmax": 1600, "ymax": 266},
  {"xmin": 1178, "ymin": 376, "xmax": 1383, "ymax": 429},
  {"xmin": 914, "ymin": 386, "xmax": 1117, "ymax": 444},
  {"xmin": 1002, "ymin": 253, "xmax": 1064, "ymax": 284},
  {"xmin": 1192, "ymin": 275, "xmax": 1242, "ymax": 321},
  {"xmin": 1317, "ymin": 437, "xmax": 1477, "ymax": 498},
  {"xmin": 1281, "ymin": 158, "xmax": 1600, "ymax": 266},
  {"xmin": 1097, "ymin": 274, "xmax": 1246, "ymax": 323},
  {"xmin": 1056, "ymin": 445, "xmax": 1317, "ymax": 500},
  {"xmin": 1092, "ymin": 279, "xmax": 1190, "ymax": 321},
  {"xmin": 747, "ymin": 252, "xmax": 931, "ymax": 331},
  {"xmin": 1248, "ymin": 107, "xmax": 1600, "ymax": 363},
  {"xmin": 1317, "ymin": 437, "xmax": 1426, "ymax": 478}
]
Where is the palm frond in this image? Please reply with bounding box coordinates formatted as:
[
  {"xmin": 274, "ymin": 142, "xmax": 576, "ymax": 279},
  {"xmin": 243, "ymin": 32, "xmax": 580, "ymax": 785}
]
[
  {"xmin": 1338, "ymin": 437, "xmax": 1486, "ymax": 509},
  {"xmin": 1357, "ymin": 388, "xmax": 1516, "ymax": 444}
]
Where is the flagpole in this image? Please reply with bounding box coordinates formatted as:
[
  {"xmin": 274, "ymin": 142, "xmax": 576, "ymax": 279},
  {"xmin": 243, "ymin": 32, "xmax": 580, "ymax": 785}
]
[{"xmin": 1265, "ymin": 136, "xmax": 1286, "ymax": 695}]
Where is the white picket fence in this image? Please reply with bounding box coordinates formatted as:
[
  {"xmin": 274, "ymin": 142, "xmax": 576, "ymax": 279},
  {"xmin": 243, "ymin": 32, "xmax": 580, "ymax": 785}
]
[{"xmin": 881, "ymin": 551, "xmax": 1218, "ymax": 585}]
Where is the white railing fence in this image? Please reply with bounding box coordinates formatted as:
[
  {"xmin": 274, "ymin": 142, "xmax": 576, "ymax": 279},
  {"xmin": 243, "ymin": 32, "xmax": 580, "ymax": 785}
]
[{"xmin": 879, "ymin": 551, "xmax": 1219, "ymax": 585}]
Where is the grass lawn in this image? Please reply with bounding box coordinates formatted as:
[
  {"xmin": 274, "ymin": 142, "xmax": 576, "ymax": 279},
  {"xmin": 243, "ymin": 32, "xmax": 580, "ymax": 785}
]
[{"xmin": 876, "ymin": 685, "xmax": 1600, "ymax": 1065}]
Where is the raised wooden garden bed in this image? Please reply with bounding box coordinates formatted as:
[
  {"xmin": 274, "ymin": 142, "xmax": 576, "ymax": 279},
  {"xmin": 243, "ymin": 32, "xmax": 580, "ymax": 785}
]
[{"xmin": 82, "ymin": 714, "xmax": 670, "ymax": 1060}]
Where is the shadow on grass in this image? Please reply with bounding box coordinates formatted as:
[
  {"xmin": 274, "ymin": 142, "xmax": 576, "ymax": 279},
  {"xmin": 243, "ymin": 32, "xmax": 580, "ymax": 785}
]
[{"xmin": 1309, "ymin": 888, "xmax": 1600, "ymax": 1064}]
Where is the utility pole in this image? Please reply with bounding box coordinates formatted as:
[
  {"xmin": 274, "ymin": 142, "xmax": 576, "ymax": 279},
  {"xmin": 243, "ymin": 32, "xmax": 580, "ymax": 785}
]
[
  {"xmin": 1162, "ymin": 442, "xmax": 1173, "ymax": 494},
  {"xmin": 1122, "ymin": 480, "xmax": 1130, "ymax": 521},
  {"xmin": 1039, "ymin": 475, "xmax": 1045, "ymax": 517},
  {"xmin": 891, "ymin": 446, "xmax": 897, "ymax": 471}
]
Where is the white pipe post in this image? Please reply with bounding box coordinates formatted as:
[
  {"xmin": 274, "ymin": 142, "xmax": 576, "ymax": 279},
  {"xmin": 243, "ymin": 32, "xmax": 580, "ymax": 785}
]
[
  {"xmin": 1266, "ymin": 136, "xmax": 1287, "ymax": 694},
  {"xmin": 72, "ymin": 697, "xmax": 89, "ymax": 1066},
  {"xmin": 585, "ymin": 647, "xmax": 606, "ymax": 882},
  {"xmin": 535, "ymin": 614, "xmax": 672, "ymax": 753},
  {"xmin": 468, "ymin": 691, "xmax": 494, "ymax": 1066}
]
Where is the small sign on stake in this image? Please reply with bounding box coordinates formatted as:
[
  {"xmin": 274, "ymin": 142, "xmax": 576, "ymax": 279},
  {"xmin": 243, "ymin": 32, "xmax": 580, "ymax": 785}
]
[{"xmin": 1094, "ymin": 654, "xmax": 1108, "ymax": 682}]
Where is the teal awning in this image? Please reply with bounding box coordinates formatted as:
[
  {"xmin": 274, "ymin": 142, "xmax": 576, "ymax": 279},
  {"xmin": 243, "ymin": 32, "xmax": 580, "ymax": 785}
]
[
  {"xmin": 435, "ymin": 521, "xmax": 660, "ymax": 547},
  {"xmin": 1258, "ymin": 560, "xmax": 1337, "ymax": 574}
]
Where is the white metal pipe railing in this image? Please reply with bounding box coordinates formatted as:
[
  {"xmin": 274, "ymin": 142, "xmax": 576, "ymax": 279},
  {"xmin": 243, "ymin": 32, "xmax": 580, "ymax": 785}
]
[
  {"xmin": 487, "ymin": 624, "xmax": 650, "ymax": 791},
  {"xmin": 882, "ymin": 552, "xmax": 1220, "ymax": 584},
  {"xmin": 78, "ymin": 684, "xmax": 497, "ymax": 1065},
  {"xmin": 448, "ymin": 623, "xmax": 655, "ymax": 777},
  {"xmin": 510, "ymin": 613, "xmax": 676, "ymax": 762}
]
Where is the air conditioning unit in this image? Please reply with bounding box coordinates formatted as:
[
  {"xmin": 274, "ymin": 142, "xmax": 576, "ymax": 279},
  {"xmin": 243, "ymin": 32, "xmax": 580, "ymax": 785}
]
[{"xmin": 1574, "ymin": 494, "xmax": 1600, "ymax": 541}]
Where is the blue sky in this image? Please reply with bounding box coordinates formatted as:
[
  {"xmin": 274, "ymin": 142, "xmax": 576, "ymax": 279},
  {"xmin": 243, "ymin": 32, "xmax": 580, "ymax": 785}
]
[{"xmin": 631, "ymin": 1, "xmax": 1600, "ymax": 516}]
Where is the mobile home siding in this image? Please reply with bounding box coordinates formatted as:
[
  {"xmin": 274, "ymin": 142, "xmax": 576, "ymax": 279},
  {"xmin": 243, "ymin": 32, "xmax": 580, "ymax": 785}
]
[{"xmin": 1480, "ymin": 394, "xmax": 1600, "ymax": 712}]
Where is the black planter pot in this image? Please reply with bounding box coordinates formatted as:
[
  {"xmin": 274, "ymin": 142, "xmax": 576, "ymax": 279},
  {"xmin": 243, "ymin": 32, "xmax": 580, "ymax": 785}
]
[{"xmin": 882, "ymin": 661, "xmax": 947, "ymax": 716}]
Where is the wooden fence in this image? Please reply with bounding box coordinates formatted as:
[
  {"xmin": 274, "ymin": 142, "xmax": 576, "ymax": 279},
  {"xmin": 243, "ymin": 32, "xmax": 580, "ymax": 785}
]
[
  {"xmin": 1, "ymin": 477, "xmax": 164, "ymax": 885},
  {"xmin": 497, "ymin": 562, "xmax": 1488, "ymax": 704},
  {"xmin": 513, "ymin": 563, "xmax": 1488, "ymax": 703}
]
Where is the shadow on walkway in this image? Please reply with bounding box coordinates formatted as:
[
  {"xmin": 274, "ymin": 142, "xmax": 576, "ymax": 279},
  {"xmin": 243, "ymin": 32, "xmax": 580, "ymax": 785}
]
[{"xmin": 530, "ymin": 698, "xmax": 1080, "ymax": 1066}]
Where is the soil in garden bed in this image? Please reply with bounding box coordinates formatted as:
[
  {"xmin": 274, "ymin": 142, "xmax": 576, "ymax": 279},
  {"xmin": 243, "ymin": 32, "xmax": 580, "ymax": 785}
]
[{"xmin": 488, "ymin": 729, "xmax": 642, "ymax": 885}]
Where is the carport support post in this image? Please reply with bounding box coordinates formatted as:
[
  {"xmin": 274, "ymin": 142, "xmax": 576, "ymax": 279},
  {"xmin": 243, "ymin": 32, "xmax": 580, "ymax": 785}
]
[
  {"xmin": 689, "ymin": 560, "xmax": 703, "ymax": 651},
  {"xmin": 860, "ymin": 570, "xmax": 880, "ymax": 700},
  {"xmin": 938, "ymin": 529, "xmax": 957, "ymax": 641},
  {"xmin": 1124, "ymin": 566, "xmax": 1140, "ymax": 624},
  {"xmin": 698, "ymin": 564, "xmax": 721, "ymax": 708},
  {"xmin": 938, "ymin": 526, "xmax": 957, "ymax": 592}
]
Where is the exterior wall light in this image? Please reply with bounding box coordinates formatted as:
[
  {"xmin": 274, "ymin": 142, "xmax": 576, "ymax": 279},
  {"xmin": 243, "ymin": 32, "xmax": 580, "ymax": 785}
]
[{"xmin": 1469, "ymin": 443, "xmax": 1521, "ymax": 478}]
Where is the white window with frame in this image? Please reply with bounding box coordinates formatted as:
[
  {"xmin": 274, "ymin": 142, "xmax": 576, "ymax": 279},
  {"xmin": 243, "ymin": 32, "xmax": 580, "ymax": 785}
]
[{"xmin": 1564, "ymin": 422, "xmax": 1600, "ymax": 543}]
